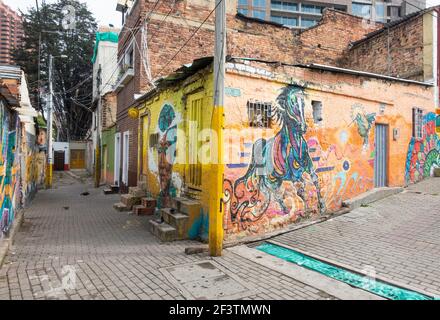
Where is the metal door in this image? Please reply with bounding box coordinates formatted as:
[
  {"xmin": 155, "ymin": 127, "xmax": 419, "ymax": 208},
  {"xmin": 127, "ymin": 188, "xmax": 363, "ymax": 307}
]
[
  {"xmin": 374, "ymin": 124, "xmax": 388, "ymax": 188},
  {"xmin": 70, "ymin": 149, "xmax": 86, "ymax": 169},
  {"xmin": 54, "ymin": 151, "xmax": 65, "ymax": 171}
]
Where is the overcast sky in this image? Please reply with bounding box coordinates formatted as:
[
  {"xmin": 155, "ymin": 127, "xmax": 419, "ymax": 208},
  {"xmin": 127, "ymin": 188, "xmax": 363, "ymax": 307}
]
[
  {"xmin": 3, "ymin": 0, "xmax": 122, "ymax": 28},
  {"xmin": 3, "ymin": 0, "xmax": 440, "ymax": 28}
]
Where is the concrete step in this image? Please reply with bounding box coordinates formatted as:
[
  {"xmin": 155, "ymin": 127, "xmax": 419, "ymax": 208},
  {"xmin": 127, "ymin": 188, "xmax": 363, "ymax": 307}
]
[
  {"xmin": 137, "ymin": 181, "xmax": 147, "ymax": 191},
  {"xmin": 113, "ymin": 202, "xmax": 131, "ymax": 212},
  {"xmin": 342, "ymin": 187, "xmax": 404, "ymax": 211},
  {"xmin": 172, "ymin": 198, "xmax": 201, "ymax": 216},
  {"xmin": 110, "ymin": 185, "xmax": 120, "ymax": 192},
  {"xmin": 149, "ymin": 220, "xmax": 177, "ymax": 242},
  {"xmin": 161, "ymin": 208, "xmax": 189, "ymax": 240},
  {"xmin": 141, "ymin": 197, "xmax": 157, "ymax": 209},
  {"xmin": 103, "ymin": 188, "xmax": 114, "ymax": 195},
  {"xmin": 133, "ymin": 205, "xmax": 155, "ymax": 216},
  {"xmin": 120, "ymin": 194, "xmax": 141, "ymax": 210},
  {"xmin": 129, "ymin": 187, "xmax": 147, "ymax": 198}
]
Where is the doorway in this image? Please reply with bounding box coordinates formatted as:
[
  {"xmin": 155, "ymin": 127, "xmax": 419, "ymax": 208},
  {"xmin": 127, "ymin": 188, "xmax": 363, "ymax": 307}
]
[
  {"xmin": 122, "ymin": 131, "xmax": 130, "ymax": 186},
  {"xmin": 102, "ymin": 145, "xmax": 108, "ymax": 183},
  {"xmin": 374, "ymin": 124, "xmax": 389, "ymax": 188},
  {"xmin": 54, "ymin": 151, "xmax": 65, "ymax": 171},
  {"xmin": 70, "ymin": 149, "xmax": 86, "ymax": 169},
  {"xmin": 185, "ymin": 92, "xmax": 203, "ymax": 190},
  {"xmin": 114, "ymin": 133, "xmax": 121, "ymax": 186}
]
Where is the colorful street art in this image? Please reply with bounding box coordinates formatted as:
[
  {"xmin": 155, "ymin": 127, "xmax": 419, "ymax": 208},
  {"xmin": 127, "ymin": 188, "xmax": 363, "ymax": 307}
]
[
  {"xmin": 157, "ymin": 103, "xmax": 178, "ymax": 208},
  {"xmin": 405, "ymin": 112, "xmax": 440, "ymax": 183},
  {"xmin": 224, "ymin": 86, "xmax": 325, "ymax": 231},
  {"xmin": 350, "ymin": 104, "xmax": 376, "ymax": 151},
  {"xmin": 0, "ymin": 103, "xmax": 19, "ymax": 236}
]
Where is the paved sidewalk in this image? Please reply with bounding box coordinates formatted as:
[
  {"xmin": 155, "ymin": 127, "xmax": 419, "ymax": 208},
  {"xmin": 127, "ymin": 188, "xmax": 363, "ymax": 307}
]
[
  {"xmin": 0, "ymin": 172, "xmax": 334, "ymax": 300},
  {"xmin": 273, "ymin": 178, "xmax": 440, "ymax": 297}
]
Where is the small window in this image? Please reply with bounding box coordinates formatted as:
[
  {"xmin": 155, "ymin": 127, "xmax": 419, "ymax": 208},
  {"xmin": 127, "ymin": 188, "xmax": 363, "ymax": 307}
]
[
  {"xmin": 247, "ymin": 101, "xmax": 272, "ymax": 128},
  {"xmin": 150, "ymin": 133, "xmax": 159, "ymax": 148},
  {"xmin": 413, "ymin": 108, "xmax": 424, "ymax": 140},
  {"xmin": 312, "ymin": 101, "xmax": 323, "ymax": 124}
]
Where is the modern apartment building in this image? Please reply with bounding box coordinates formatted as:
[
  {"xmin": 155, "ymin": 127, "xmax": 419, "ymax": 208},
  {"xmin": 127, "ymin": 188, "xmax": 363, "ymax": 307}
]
[
  {"xmin": 0, "ymin": 0, "xmax": 24, "ymax": 65},
  {"xmin": 237, "ymin": 0, "xmax": 427, "ymax": 29}
]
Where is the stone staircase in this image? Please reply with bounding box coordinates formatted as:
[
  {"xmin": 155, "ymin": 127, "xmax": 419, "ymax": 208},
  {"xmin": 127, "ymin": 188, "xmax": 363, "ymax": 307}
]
[
  {"xmin": 113, "ymin": 186, "xmax": 147, "ymax": 212},
  {"xmin": 149, "ymin": 197, "xmax": 201, "ymax": 242}
]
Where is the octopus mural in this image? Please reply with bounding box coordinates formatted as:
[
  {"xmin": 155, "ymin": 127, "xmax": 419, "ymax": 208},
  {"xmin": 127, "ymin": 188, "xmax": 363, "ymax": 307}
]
[
  {"xmin": 224, "ymin": 86, "xmax": 325, "ymax": 231},
  {"xmin": 405, "ymin": 112, "xmax": 440, "ymax": 183}
]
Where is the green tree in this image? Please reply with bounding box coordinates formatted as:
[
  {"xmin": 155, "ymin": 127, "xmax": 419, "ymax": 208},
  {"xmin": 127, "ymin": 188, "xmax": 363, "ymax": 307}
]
[{"xmin": 14, "ymin": 0, "xmax": 97, "ymax": 141}]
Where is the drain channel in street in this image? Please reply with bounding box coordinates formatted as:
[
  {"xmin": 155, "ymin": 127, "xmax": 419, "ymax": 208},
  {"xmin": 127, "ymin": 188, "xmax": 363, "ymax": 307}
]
[{"xmin": 256, "ymin": 243, "xmax": 437, "ymax": 301}]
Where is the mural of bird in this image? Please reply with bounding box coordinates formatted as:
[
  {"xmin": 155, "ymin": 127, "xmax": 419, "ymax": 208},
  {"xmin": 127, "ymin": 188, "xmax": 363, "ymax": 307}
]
[{"xmin": 353, "ymin": 112, "xmax": 376, "ymax": 148}]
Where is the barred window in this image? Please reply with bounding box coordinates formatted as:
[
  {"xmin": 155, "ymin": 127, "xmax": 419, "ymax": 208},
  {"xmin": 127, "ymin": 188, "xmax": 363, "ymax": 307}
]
[
  {"xmin": 149, "ymin": 133, "xmax": 159, "ymax": 148},
  {"xmin": 247, "ymin": 101, "xmax": 272, "ymax": 128},
  {"xmin": 413, "ymin": 108, "xmax": 424, "ymax": 140}
]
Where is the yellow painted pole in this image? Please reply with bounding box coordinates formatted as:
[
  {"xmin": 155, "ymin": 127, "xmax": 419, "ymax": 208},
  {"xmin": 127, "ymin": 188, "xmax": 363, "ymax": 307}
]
[
  {"xmin": 209, "ymin": 106, "xmax": 224, "ymax": 257},
  {"xmin": 209, "ymin": 0, "xmax": 226, "ymax": 257}
]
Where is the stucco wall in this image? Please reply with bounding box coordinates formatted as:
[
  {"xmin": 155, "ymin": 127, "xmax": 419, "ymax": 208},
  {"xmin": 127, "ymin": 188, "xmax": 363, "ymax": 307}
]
[{"xmin": 222, "ymin": 61, "xmax": 436, "ymax": 238}]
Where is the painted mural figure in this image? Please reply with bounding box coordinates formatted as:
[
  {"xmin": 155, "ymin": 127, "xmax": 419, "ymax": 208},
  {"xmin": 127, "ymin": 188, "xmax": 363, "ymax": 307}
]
[
  {"xmin": 350, "ymin": 104, "xmax": 376, "ymax": 150},
  {"xmin": 224, "ymin": 86, "xmax": 326, "ymax": 230},
  {"xmin": 157, "ymin": 104, "xmax": 178, "ymax": 208}
]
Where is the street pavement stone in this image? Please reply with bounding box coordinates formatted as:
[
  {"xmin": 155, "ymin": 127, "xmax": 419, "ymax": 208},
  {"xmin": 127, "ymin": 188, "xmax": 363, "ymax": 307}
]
[
  {"xmin": 0, "ymin": 172, "xmax": 333, "ymax": 300},
  {"xmin": 274, "ymin": 178, "xmax": 440, "ymax": 297}
]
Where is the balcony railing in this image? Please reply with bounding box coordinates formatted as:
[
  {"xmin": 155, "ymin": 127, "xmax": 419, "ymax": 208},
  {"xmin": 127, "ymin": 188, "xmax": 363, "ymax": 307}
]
[{"xmin": 114, "ymin": 64, "xmax": 134, "ymax": 93}]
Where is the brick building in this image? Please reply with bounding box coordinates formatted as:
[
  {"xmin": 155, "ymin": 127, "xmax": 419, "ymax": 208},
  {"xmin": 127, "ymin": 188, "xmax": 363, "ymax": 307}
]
[
  {"xmin": 339, "ymin": 6, "xmax": 439, "ymax": 103},
  {"xmin": 113, "ymin": 0, "xmax": 381, "ymax": 192},
  {"xmin": 237, "ymin": 0, "xmax": 426, "ymax": 29},
  {"xmin": 0, "ymin": 0, "xmax": 24, "ymax": 65}
]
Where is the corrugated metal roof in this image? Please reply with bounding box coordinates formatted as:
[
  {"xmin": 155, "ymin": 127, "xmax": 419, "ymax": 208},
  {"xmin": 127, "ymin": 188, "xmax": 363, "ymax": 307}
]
[
  {"xmin": 0, "ymin": 65, "xmax": 21, "ymax": 80},
  {"xmin": 135, "ymin": 57, "xmax": 213, "ymax": 104}
]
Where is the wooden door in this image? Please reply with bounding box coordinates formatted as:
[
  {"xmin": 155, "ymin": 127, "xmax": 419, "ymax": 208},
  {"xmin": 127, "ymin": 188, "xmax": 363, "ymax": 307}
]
[{"xmin": 70, "ymin": 149, "xmax": 86, "ymax": 169}]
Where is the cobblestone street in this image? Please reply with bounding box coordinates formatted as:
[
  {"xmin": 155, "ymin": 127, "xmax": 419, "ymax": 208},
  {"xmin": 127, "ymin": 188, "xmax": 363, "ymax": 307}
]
[
  {"xmin": 1, "ymin": 172, "xmax": 439, "ymax": 300},
  {"xmin": 0, "ymin": 172, "xmax": 334, "ymax": 300}
]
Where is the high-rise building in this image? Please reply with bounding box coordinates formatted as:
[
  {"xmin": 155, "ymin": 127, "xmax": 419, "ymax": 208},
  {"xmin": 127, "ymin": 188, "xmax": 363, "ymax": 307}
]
[
  {"xmin": 237, "ymin": 0, "xmax": 427, "ymax": 29},
  {"xmin": 0, "ymin": 0, "xmax": 24, "ymax": 65}
]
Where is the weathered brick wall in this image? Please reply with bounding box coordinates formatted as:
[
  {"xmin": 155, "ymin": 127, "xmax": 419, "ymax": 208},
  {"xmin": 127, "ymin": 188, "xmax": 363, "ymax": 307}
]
[
  {"xmin": 228, "ymin": 9, "xmax": 380, "ymax": 65},
  {"xmin": 340, "ymin": 15, "xmax": 424, "ymax": 80}
]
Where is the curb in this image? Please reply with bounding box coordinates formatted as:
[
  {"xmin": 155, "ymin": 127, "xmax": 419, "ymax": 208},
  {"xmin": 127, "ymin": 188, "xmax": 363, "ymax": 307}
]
[{"xmin": 0, "ymin": 209, "xmax": 24, "ymax": 268}]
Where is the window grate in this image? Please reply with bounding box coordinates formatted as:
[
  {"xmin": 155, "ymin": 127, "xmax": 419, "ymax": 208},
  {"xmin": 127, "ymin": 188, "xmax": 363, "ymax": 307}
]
[
  {"xmin": 247, "ymin": 101, "xmax": 272, "ymax": 128},
  {"xmin": 413, "ymin": 108, "xmax": 424, "ymax": 140}
]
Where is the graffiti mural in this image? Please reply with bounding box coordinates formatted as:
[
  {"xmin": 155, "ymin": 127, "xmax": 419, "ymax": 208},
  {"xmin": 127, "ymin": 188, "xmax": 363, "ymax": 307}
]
[
  {"xmin": 0, "ymin": 103, "xmax": 19, "ymax": 236},
  {"xmin": 157, "ymin": 103, "xmax": 178, "ymax": 208},
  {"xmin": 405, "ymin": 112, "xmax": 440, "ymax": 183},
  {"xmin": 224, "ymin": 86, "xmax": 325, "ymax": 231},
  {"xmin": 351, "ymin": 104, "xmax": 376, "ymax": 151}
]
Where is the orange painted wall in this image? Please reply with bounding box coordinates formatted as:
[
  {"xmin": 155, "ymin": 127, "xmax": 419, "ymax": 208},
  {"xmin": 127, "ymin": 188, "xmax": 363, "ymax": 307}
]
[{"xmin": 222, "ymin": 62, "xmax": 435, "ymax": 239}]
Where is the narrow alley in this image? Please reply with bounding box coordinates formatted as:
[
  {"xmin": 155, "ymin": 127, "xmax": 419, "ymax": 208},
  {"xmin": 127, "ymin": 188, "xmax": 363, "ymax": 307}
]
[{"xmin": 0, "ymin": 172, "xmax": 439, "ymax": 300}]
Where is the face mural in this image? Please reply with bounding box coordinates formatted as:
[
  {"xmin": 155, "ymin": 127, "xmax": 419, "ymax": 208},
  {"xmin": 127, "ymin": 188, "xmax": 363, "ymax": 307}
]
[
  {"xmin": 224, "ymin": 86, "xmax": 326, "ymax": 231},
  {"xmin": 157, "ymin": 103, "xmax": 178, "ymax": 208},
  {"xmin": 405, "ymin": 112, "xmax": 440, "ymax": 183}
]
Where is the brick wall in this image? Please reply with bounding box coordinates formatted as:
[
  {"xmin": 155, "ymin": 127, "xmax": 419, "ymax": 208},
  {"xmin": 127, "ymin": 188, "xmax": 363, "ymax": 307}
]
[
  {"xmin": 340, "ymin": 14, "xmax": 425, "ymax": 81},
  {"xmin": 115, "ymin": 0, "xmax": 381, "ymax": 189}
]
